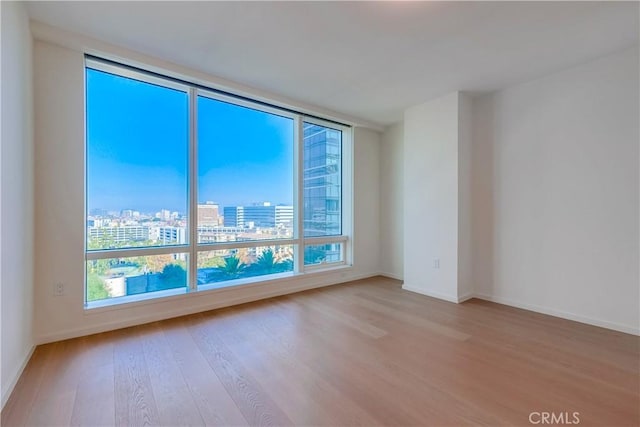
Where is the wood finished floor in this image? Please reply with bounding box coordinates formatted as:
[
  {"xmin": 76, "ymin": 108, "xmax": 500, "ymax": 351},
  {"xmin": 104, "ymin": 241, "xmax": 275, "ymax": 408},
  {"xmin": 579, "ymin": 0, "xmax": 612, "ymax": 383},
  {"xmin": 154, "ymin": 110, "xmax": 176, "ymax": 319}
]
[{"xmin": 2, "ymin": 276, "xmax": 639, "ymax": 426}]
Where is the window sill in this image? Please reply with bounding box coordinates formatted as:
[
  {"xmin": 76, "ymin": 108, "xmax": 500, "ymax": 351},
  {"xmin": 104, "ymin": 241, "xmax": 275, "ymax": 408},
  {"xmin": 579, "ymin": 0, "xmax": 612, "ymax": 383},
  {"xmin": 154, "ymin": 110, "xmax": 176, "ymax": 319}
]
[
  {"xmin": 84, "ymin": 264, "xmax": 353, "ymax": 315},
  {"xmin": 85, "ymin": 286, "xmax": 188, "ymax": 310}
]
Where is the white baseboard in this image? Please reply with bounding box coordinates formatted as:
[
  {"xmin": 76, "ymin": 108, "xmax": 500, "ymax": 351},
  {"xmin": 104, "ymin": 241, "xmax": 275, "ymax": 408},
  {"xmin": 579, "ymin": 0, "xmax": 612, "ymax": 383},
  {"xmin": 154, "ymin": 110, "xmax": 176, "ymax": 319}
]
[
  {"xmin": 473, "ymin": 293, "xmax": 640, "ymax": 336},
  {"xmin": 1, "ymin": 345, "xmax": 36, "ymax": 410},
  {"xmin": 457, "ymin": 292, "xmax": 474, "ymax": 303},
  {"xmin": 402, "ymin": 284, "xmax": 473, "ymax": 304},
  {"xmin": 402, "ymin": 284, "xmax": 463, "ymax": 304},
  {"xmin": 399, "ymin": 285, "xmax": 638, "ymax": 335},
  {"xmin": 378, "ymin": 272, "xmax": 403, "ymax": 281},
  {"xmin": 36, "ymin": 272, "xmax": 380, "ymax": 344}
]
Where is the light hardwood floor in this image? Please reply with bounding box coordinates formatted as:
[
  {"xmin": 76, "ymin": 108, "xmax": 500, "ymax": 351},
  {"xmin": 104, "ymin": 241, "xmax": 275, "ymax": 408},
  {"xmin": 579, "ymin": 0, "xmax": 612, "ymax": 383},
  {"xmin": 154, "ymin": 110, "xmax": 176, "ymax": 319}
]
[{"xmin": 2, "ymin": 276, "xmax": 639, "ymax": 426}]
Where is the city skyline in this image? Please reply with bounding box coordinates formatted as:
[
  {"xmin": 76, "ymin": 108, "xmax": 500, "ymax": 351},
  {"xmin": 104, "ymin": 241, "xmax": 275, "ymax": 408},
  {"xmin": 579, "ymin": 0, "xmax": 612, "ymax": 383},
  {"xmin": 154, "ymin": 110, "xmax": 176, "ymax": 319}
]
[{"xmin": 88, "ymin": 200, "xmax": 294, "ymax": 218}]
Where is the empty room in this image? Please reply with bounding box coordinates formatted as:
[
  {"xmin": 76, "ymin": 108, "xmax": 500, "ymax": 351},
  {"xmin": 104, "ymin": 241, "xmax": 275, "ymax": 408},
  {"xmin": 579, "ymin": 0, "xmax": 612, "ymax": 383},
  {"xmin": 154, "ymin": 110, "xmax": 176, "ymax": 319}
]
[{"xmin": 1, "ymin": 1, "xmax": 638, "ymax": 426}]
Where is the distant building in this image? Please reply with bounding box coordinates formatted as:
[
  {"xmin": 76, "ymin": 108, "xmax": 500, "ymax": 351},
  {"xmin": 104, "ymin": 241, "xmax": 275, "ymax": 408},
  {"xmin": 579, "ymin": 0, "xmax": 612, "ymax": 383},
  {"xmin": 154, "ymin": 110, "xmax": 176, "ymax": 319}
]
[
  {"xmin": 157, "ymin": 226, "xmax": 186, "ymax": 244},
  {"xmin": 198, "ymin": 202, "xmax": 219, "ymax": 226},
  {"xmin": 243, "ymin": 205, "xmax": 275, "ymax": 228},
  {"xmin": 224, "ymin": 206, "xmax": 245, "ymax": 227},
  {"xmin": 90, "ymin": 218, "xmax": 105, "ymax": 227},
  {"xmin": 87, "ymin": 225, "xmax": 149, "ymax": 244},
  {"xmin": 197, "ymin": 225, "xmax": 245, "ymax": 244},
  {"xmin": 89, "ymin": 208, "xmax": 108, "ymax": 217},
  {"xmin": 156, "ymin": 209, "xmax": 171, "ymax": 221},
  {"xmin": 223, "ymin": 204, "xmax": 293, "ymax": 228},
  {"xmin": 274, "ymin": 205, "xmax": 294, "ymax": 228}
]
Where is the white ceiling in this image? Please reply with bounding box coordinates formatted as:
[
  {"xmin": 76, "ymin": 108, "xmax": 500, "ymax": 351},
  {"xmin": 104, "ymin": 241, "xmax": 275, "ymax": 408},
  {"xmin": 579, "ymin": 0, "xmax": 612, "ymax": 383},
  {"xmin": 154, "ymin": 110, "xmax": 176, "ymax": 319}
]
[{"xmin": 26, "ymin": 1, "xmax": 639, "ymax": 127}]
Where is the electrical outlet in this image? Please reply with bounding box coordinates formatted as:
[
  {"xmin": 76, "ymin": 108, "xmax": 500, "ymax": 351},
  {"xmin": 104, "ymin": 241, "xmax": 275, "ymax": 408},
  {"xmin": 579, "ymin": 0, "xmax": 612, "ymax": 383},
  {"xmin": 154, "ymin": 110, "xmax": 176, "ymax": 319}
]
[
  {"xmin": 53, "ymin": 282, "xmax": 65, "ymax": 296},
  {"xmin": 433, "ymin": 258, "xmax": 440, "ymax": 269}
]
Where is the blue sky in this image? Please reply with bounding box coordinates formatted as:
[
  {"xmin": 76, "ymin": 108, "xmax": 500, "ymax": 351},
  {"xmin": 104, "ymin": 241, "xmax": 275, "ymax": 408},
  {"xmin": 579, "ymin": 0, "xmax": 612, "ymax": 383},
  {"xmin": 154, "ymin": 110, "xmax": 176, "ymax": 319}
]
[{"xmin": 86, "ymin": 68, "xmax": 293, "ymax": 214}]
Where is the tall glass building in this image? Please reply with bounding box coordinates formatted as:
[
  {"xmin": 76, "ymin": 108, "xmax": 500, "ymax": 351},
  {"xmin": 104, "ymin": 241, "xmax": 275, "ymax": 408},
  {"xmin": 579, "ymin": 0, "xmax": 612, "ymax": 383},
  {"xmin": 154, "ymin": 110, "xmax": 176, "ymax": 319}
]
[{"xmin": 303, "ymin": 123, "xmax": 341, "ymax": 237}]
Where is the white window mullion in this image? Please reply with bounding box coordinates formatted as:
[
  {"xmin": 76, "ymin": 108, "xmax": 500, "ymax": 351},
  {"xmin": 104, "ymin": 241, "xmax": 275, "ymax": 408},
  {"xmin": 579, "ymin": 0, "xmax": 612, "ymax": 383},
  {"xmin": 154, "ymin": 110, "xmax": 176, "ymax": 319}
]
[
  {"xmin": 86, "ymin": 245, "xmax": 191, "ymax": 260},
  {"xmin": 343, "ymin": 126, "xmax": 354, "ymax": 266},
  {"xmin": 196, "ymin": 238, "xmax": 298, "ymax": 252},
  {"xmin": 188, "ymin": 87, "xmax": 198, "ymax": 291},
  {"xmin": 294, "ymin": 115, "xmax": 304, "ymax": 273},
  {"xmin": 302, "ymin": 235, "xmax": 347, "ymax": 246}
]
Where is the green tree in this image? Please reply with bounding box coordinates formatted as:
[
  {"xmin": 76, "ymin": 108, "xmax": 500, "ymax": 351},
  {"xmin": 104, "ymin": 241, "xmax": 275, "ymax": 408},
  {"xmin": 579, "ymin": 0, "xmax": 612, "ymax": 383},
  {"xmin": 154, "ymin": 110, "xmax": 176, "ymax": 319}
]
[
  {"xmin": 87, "ymin": 272, "xmax": 109, "ymax": 301},
  {"xmin": 87, "ymin": 235, "xmax": 117, "ymax": 250},
  {"xmin": 160, "ymin": 263, "xmax": 187, "ymax": 286},
  {"xmin": 220, "ymin": 255, "xmax": 245, "ymax": 278},
  {"xmin": 137, "ymin": 254, "xmax": 174, "ymax": 273},
  {"xmin": 88, "ymin": 258, "xmax": 113, "ymax": 275},
  {"xmin": 279, "ymin": 258, "xmax": 294, "ymax": 273},
  {"xmin": 255, "ymin": 248, "xmax": 279, "ymax": 273},
  {"xmin": 199, "ymin": 255, "xmax": 224, "ymax": 268}
]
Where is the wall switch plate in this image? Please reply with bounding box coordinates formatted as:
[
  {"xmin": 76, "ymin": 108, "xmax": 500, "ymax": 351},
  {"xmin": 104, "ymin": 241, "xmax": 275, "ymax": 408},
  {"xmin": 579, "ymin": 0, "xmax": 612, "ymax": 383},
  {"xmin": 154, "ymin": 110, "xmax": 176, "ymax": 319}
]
[{"xmin": 434, "ymin": 258, "xmax": 440, "ymax": 269}]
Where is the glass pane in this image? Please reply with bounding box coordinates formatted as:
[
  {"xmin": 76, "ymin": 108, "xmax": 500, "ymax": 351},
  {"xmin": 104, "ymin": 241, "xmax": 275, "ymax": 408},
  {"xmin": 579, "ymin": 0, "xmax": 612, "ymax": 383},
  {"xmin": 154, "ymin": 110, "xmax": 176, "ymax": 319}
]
[
  {"xmin": 86, "ymin": 68, "xmax": 188, "ymax": 250},
  {"xmin": 304, "ymin": 243, "xmax": 343, "ymax": 265},
  {"xmin": 86, "ymin": 253, "xmax": 188, "ymax": 303},
  {"xmin": 303, "ymin": 123, "xmax": 341, "ymax": 237},
  {"xmin": 198, "ymin": 96, "xmax": 294, "ymax": 243},
  {"xmin": 197, "ymin": 245, "xmax": 294, "ymax": 286}
]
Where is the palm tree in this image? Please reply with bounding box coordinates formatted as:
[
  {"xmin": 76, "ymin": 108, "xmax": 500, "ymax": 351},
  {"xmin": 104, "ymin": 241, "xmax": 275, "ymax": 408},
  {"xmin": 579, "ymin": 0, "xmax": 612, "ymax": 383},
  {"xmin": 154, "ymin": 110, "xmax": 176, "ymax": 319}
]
[
  {"xmin": 220, "ymin": 255, "xmax": 245, "ymax": 278},
  {"xmin": 256, "ymin": 248, "xmax": 279, "ymax": 273},
  {"xmin": 279, "ymin": 258, "xmax": 294, "ymax": 273}
]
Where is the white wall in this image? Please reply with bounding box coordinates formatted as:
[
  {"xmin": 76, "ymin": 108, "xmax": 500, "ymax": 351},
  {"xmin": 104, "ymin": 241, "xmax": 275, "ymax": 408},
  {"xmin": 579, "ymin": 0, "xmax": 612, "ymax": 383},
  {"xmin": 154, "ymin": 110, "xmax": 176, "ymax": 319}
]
[
  {"xmin": 472, "ymin": 47, "xmax": 639, "ymax": 334},
  {"xmin": 1, "ymin": 1, "xmax": 35, "ymax": 407},
  {"xmin": 403, "ymin": 92, "xmax": 462, "ymax": 302},
  {"xmin": 384, "ymin": 48, "xmax": 638, "ymax": 334},
  {"xmin": 33, "ymin": 38, "xmax": 382, "ymax": 344},
  {"xmin": 457, "ymin": 94, "xmax": 474, "ymax": 299},
  {"xmin": 380, "ymin": 122, "xmax": 404, "ymax": 279},
  {"xmin": 353, "ymin": 127, "xmax": 381, "ymax": 276}
]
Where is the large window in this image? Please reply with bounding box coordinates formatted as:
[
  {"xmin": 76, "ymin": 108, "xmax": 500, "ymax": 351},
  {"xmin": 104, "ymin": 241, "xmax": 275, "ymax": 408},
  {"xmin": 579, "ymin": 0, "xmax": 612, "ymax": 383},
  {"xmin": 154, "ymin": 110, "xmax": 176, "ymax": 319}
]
[{"xmin": 85, "ymin": 58, "xmax": 350, "ymax": 306}]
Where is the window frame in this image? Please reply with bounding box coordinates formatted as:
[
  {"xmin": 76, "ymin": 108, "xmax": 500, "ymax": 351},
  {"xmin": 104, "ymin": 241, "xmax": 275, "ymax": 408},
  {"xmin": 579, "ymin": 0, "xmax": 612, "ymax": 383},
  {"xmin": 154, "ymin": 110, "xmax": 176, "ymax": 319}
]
[
  {"xmin": 300, "ymin": 116, "xmax": 352, "ymax": 269},
  {"xmin": 84, "ymin": 56, "xmax": 352, "ymax": 308}
]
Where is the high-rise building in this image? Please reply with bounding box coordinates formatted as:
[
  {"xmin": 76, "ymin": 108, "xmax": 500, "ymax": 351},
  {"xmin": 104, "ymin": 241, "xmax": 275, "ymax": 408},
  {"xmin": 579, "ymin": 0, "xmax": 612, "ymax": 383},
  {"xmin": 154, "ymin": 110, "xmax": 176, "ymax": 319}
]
[
  {"xmin": 275, "ymin": 205, "xmax": 294, "ymax": 228},
  {"xmin": 243, "ymin": 204, "xmax": 276, "ymax": 228},
  {"xmin": 224, "ymin": 204, "xmax": 293, "ymax": 229},
  {"xmin": 303, "ymin": 123, "xmax": 341, "ymax": 237},
  {"xmin": 198, "ymin": 202, "xmax": 219, "ymax": 226},
  {"xmin": 224, "ymin": 206, "xmax": 245, "ymax": 227}
]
